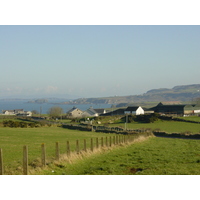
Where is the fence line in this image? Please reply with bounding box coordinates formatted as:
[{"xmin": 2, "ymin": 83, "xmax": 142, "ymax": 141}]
[
  {"xmin": 96, "ymin": 138, "xmax": 99, "ymax": 149},
  {"xmin": 23, "ymin": 145, "xmax": 28, "ymax": 175},
  {"xmin": 55, "ymin": 142, "xmax": 59, "ymax": 161},
  {"xmin": 66, "ymin": 141, "xmax": 70, "ymax": 156},
  {"xmin": 101, "ymin": 137, "xmax": 104, "ymax": 148},
  {"xmin": 1, "ymin": 132, "xmax": 153, "ymax": 175},
  {"xmin": 84, "ymin": 139, "xmax": 87, "ymax": 152},
  {"xmin": 91, "ymin": 138, "xmax": 94, "ymax": 152},
  {"xmin": 0, "ymin": 148, "xmax": 3, "ymax": 175},
  {"xmin": 76, "ymin": 140, "xmax": 80, "ymax": 154},
  {"xmin": 41, "ymin": 143, "xmax": 46, "ymax": 167}
]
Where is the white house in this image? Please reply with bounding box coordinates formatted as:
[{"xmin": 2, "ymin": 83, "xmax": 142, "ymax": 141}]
[{"xmin": 124, "ymin": 106, "xmax": 144, "ymax": 115}]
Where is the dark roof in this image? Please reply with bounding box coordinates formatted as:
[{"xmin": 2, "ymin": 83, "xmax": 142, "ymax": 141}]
[
  {"xmin": 151, "ymin": 103, "xmax": 188, "ymax": 114},
  {"xmin": 100, "ymin": 109, "xmax": 125, "ymax": 116},
  {"xmin": 66, "ymin": 107, "xmax": 83, "ymax": 113},
  {"xmin": 94, "ymin": 109, "xmax": 105, "ymax": 114},
  {"xmin": 125, "ymin": 106, "xmax": 140, "ymax": 111},
  {"xmin": 85, "ymin": 107, "xmax": 98, "ymax": 115}
]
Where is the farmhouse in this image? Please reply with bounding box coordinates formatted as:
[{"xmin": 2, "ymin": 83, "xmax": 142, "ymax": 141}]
[
  {"xmin": 2, "ymin": 109, "xmax": 32, "ymax": 116},
  {"xmin": 66, "ymin": 107, "xmax": 83, "ymax": 118},
  {"xmin": 124, "ymin": 106, "xmax": 144, "ymax": 115}
]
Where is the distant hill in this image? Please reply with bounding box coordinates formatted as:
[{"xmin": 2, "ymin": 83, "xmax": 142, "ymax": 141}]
[{"xmin": 61, "ymin": 84, "xmax": 200, "ymax": 105}]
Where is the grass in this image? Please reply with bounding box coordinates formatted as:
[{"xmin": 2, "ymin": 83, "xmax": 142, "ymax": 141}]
[
  {"xmin": 0, "ymin": 126, "xmax": 110, "ymax": 174},
  {"xmin": 35, "ymin": 137, "xmax": 200, "ymax": 175},
  {"xmin": 1, "ymin": 115, "xmax": 200, "ymax": 175},
  {"xmin": 110, "ymin": 120, "xmax": 200, "ymax": 134},
  {"xmin": 178, "ymin": 116, "xmax": 200, "ymax": 122}
]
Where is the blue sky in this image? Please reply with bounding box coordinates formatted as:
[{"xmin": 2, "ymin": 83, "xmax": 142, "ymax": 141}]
[{"xmin": 0, "ymin": 25, "xmax": 200, "ymax": 99}]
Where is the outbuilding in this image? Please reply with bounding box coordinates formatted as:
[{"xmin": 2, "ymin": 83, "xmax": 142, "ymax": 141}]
[{"xmin": 124, "ymin": 106, "xmax": 144, "ymax": 115}]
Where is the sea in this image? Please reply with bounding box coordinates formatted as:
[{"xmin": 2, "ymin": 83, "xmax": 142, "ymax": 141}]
[{"xmin": 0, "ymin": 99, "xmax": 112, "ymax": 114}]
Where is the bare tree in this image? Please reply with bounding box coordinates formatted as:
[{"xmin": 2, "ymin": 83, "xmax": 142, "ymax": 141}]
[{"xmin": 47, "ymin": 106, "xmax": 63, "ymax": 119}]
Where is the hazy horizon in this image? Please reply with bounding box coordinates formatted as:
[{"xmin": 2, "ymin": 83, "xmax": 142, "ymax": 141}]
[{"xmin": 1, "ymin": 26, "xmax": 200, "ymax": 99}]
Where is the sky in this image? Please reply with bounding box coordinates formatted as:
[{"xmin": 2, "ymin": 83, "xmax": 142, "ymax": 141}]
[{"xmin": 0, "ymin": 25, "xmax": 200, "ymax": 99}]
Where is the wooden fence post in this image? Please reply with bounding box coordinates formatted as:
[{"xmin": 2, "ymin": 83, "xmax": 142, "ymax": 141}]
[
  {"xmin": 106, "ymin": 137, "xmax": 108, "ymax": 147},
  {"xmin": 84, "ymin": 139, "xmax": 87, "ymax": 152},
  {"xmin": 41, "ymin": 143, "xmax": 46, "ymax": 167},
  {"xmin": 109, "ymin": 136, "xmax": 112, "ymax": 147},
  {"xmin": 0, "ymin": 148, "xmax": 3, "ymax": 175},
  {"xmin": 76, "ymin": 140, "xmax": 80, "ymax": 154},
  {"xmin": 23, "ymin": 145, "xmax": 28, "ymax": 175},
  {"xmin": 113, "ymin": 136, "xmax": 116, "ymax": 146},
  {"xmin": 91, "ymin": 138, "xmax": 93, "ymax": 152},
  {"xmin": 66, "ymin": 141, "xmax": 71, "ymax": 157},
  {"xmin": 55, "ymin": 142, "xmax": 59, "ymax": 161},
  {"xmin": 101, "ymin": 137, "xmax": 104, "ymax": 148},
  {"xmin": 96, "ymin": 138, "xmax": 99, "ymax": 149}
]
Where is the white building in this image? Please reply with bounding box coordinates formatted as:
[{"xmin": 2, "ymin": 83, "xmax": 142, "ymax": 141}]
[{"xmin": 124, "ymin": 106, "xmax": 144, "ymax": 115}]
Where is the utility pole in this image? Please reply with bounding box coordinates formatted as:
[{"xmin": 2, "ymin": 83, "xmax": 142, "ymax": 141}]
[
  {"xmin": 125, "ymin": 114, "xmax": 128, "ymax": 130},
  {"xmin": 40, "ymin": 106, "xmax": 42, "ymax": 118}
]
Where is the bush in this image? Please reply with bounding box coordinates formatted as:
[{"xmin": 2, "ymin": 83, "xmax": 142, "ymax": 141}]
[
  {"xmin": 2, "ymin": 120, "xmax": 47, "ymax": 128},
  {"xmin": 125, "ymin": 113, "xmax": 160, "ymax": 123}
]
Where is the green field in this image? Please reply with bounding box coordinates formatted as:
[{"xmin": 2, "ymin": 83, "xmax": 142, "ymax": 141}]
[
  {"xmin": 0, "ymin": 126, "xmax": 110, "ymax": 174},
  {"xmin": 36, "ymin": 137, "xmax": 200, "ymax": 175},
  {"xmin": 178, "ymin": 116, "xmax": 200, "ymax": 122},
  {"xmin": 111, "ymin": 120, "xmax": 200, "ymax": 134},
  {"xmin": 1, "ymin": 116, "xmax": 200, "ymax": 175}
]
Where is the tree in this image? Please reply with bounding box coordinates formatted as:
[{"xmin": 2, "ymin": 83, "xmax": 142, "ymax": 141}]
[{"xmin": 47, "ymin": 106, "xmax": 64, "ymax": 119}]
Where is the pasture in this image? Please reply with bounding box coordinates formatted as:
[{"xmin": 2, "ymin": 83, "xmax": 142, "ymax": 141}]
[
  {"xmin": 1, "ymin": 115, "xmax": 200, "ymax": 175},
  {"xmin": 111, "ymin": 120, "xmax": 200, "ymax": 134},
  {"xmin": 0, "ymin": 126, "xmax": 110, "ymax": 174},
  {"xmin": 178, "ymin": 116, "xmax": 200, "ymax": 122},
  {"xmin": 36, "ymin": 137, "xmax": 200, "ymax": 175}
]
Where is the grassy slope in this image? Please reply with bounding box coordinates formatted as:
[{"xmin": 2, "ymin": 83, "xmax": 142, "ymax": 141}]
[{"xmin": 37, "ymin": 137, "xmax": 200, "ymax": 175}]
